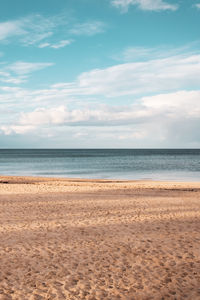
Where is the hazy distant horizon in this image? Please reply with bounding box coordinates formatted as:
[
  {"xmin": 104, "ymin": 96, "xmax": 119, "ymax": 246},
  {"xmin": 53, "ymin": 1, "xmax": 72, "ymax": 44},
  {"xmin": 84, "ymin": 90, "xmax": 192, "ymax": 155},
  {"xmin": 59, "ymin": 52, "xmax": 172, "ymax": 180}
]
[{"xmin": 1, "ymin": 147, "xmax": 200, "ymax": 150}]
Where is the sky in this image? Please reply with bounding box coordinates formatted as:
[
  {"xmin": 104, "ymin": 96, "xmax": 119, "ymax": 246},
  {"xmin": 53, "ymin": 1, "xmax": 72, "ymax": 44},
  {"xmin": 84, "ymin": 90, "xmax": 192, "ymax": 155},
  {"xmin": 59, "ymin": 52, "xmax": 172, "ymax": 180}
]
[{"xmin": 0, "ymin": 0, "xmax": 200, "ymax": 148}]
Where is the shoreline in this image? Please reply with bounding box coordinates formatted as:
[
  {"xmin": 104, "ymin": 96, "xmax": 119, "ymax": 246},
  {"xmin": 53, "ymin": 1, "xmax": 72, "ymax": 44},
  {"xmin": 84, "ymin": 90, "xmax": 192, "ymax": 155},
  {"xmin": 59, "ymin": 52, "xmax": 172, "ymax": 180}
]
[
  {"xmin": 1, "ymin": 175, "xmax": 200, "ymax": 196},
  {"xmin": 0, "ymin": 175, "xmax": 200, "ymax": 298},
  {"xmin": 1, "ymin": 169, "xmax": 200, "ymax": 183},
  {"xmin": 1, "ymin": 174, "xmax": 200, "ymax": 183}
]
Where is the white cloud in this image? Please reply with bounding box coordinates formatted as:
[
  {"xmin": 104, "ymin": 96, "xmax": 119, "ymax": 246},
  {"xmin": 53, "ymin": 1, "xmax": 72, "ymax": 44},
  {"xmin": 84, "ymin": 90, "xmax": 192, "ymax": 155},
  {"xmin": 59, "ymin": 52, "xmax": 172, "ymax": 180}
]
[
  {"xmin": 7, "ymin": 61, "xmax": 54, "ymax": 75},
  {"xmin": 0, "ymin": 71, "xmax": 10, "ymax": 77},
  {"xmin": 51, "ymin": 40, "xmax": 73, "ymax": 49},
  {"xmin": 0, "ymin": 68, "xmax": 26, "ymax": 84},
  {"xmin": 8, "ymin": 90, "xmax": 200, "ymax": 127},
  {"xmin": 0, "ymin": 86, "xmax": 22, "ymax": 92},
  {"xmin": 111, "ymin": 0, "xmax": 178, "ymax": 12},
  {"xmin": 1, "ymin": 47, "xmax": 200, "ymax": 146},
  {"xmin": 141, "ymin": 90, "xmax": 200, "ymax": 115},
  {"xmin": 75, "ymin": 54, "xmax": 200, "ymax": 97},
  {"xmin": 120, "ymin": 44, "xmax": 196, "ymax": 62},
  {"xmin": 195, "ymin": 3, "xmax": 200, "ymax": 9},
  {"xmin": 22, "ymin": 31, "xmax": 53, "ymax": 46},
  {"xmin": 0, "ymin": 21, "xmax": 25, "ymax": 41},
  {"xmin": 0, "ymin": 15, "xmax": 106, "ymax": 48},
  {"xmin": 2, "ymin": 52, "xmax": 198, "ymax": 102},
  {"xmin": 0, "ymin": 61, "xmax": 54, "ymax": 85},
  {"xmin": 0, "ymin": 77, "xmax": 26, "ymax": 84},
  {"xmin": 20, "ymin": 106, "xmax": 68, "ymax": 125},
  {"xmin": 39, "ymin": 40, "xmax": 73, "ymax": 49},
  {"xmin": 38, "ymin": 42, "xmax": 50, "ymax": 48},
  {"xmin": 0, "ymin": 14, "xmax": 66, "ymax": 46},
  {"xmin": 0, "ymin": 125, "xmax": 36, "ymax": 135},
  {"xmin": 2, "ymin": 90, "xmax": 200, "ymax": 147},
  {"xmin": 122, "ymin": 46, "xmax": 161, "ymax": 61},
  {"xmin": 69, "ymin": 21, "xmax": 106, "ymax": 36},
  {"xmin": 19, "ymin": 14, "xmax": 60, "ymax": 44},
  {"xmin": 1, "ymin": 53, "xmax": 200, "ymax": 100}
]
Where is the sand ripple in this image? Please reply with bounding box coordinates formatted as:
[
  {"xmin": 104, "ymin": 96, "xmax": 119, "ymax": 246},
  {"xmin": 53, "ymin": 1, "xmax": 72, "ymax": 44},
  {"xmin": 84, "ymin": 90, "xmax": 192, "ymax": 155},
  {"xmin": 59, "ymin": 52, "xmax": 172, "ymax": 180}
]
[{"xmin": 0, "ymin": 177, "xmax": 200, "ymax": 299}]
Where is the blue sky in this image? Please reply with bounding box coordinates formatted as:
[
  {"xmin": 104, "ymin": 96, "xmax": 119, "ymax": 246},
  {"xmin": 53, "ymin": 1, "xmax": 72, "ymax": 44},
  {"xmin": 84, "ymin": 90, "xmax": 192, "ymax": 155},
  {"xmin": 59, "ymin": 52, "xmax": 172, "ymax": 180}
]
[{"xmin": 0, "ymin": 0, "xmax": 200, "ymax": 148}]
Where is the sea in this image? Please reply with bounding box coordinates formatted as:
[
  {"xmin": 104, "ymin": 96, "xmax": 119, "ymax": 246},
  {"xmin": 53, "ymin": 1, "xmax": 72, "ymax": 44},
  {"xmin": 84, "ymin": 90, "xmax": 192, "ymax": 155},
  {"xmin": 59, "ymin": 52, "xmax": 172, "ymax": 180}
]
[{"xmin": 0, "ymin": 149, "xmax": 200, "ymax": 181}]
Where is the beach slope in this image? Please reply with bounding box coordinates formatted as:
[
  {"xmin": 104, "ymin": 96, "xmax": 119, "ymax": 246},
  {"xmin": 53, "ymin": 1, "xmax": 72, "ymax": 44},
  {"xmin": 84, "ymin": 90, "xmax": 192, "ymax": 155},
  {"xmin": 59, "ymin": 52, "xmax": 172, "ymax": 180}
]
[{"xmin": 0, "ymin": 176, "xmax": 200, "ymax": 299}]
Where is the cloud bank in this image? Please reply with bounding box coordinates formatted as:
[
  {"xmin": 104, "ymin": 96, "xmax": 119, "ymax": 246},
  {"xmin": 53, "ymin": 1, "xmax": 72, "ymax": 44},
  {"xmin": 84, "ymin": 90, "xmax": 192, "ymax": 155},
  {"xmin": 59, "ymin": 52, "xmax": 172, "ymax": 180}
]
[
  {"xmin": 1, "ymin": 49, "xmax": 200, "ymax": 147},
  {"xmin": 1, "ymin": 90, "xmax": 200, "ymax": 147}
]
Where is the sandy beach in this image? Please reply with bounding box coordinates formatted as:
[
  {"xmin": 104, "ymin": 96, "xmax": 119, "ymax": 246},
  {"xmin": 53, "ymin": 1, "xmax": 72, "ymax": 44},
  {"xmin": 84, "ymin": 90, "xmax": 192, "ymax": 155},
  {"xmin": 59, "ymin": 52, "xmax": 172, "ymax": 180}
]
[{"xmin": 0, "ymin": 176, "xmax": 200, "ymax": 300}]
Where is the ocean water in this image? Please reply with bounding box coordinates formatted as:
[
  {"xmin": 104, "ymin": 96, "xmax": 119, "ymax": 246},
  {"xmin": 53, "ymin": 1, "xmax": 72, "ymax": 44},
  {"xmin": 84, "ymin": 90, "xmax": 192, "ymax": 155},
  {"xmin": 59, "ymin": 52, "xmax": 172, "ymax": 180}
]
[{"xmin": 0, "ymin": 149, "xmax": 200, "ymax": 181}]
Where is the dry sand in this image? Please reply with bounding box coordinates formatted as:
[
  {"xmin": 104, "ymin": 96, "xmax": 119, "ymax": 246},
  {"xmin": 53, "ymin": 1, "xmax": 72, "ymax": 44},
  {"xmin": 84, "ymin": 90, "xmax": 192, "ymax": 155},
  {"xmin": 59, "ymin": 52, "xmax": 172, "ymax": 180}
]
[{"xmin": 0, "ymin": 176, "xmax": 200, "ymax": 300}]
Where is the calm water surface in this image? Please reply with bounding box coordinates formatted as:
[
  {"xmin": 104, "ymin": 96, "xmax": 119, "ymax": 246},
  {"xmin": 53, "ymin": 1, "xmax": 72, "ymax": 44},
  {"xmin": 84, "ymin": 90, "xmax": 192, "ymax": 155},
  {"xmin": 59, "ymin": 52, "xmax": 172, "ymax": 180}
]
[{"xmin": 0, "ymin": 149, "xmax": 200, "ymax": 181}]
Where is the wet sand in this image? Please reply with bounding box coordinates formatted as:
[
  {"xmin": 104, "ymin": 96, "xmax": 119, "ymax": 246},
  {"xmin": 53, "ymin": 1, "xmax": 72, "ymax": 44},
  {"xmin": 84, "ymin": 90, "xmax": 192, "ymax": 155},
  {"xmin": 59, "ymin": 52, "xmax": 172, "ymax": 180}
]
[{"xmin": 0, "ymin": 176, "xmax": 200, "ymax": 299}]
